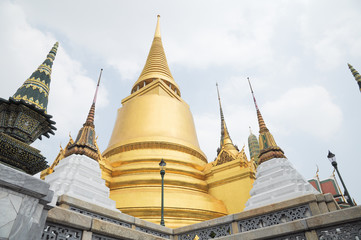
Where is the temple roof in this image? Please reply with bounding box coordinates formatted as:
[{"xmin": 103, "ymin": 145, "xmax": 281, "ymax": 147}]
[
  {"xmin": 347, "ymin": 63, "xmax": 361, "ymax": 92},
  {"xmin": 247, "ymin": 78, "xmax": 286, "ymax": 164},
  {"xmin": 11, "ymin": 42, "xmax": 58, "ymax": 114},
  {"xmin": 131, "ymin": 15, "xmax": 180, "ymax": 96}
]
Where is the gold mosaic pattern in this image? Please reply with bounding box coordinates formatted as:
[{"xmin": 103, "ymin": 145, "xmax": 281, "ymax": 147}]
[
  {"xmin": 12, "ymin": 95, "xmax": 45, "ymax": 112},
  {"xmin": 18, "ymin": 77, "xmax": 50, "ymax": 96},
  {"xmin": 37, "ymin": 63, "xmax": 52, "ymax": 75},
  {"xmin": 14, "ymin": 112, "xmax": 39, "ymax": 134}
]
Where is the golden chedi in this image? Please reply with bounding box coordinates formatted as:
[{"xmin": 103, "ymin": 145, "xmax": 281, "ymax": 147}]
[{"xmin": 102, "ymin": 16, "xmax": 227, "ymax": 228}]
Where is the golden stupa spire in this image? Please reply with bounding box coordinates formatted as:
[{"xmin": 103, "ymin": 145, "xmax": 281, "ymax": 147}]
[
  {"xmin": 216, "ymin": 83, "xmax": 238, "ymax": 153},
  {"xmin": 131, "ymin": 15, "xmax": 180, "ymax": 96},
  {"xmin": 247, "ymin": 78, "xmax": 286, "ymax": 164}
]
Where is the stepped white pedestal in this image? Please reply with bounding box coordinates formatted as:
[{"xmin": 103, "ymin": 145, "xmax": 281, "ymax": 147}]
[
  {"xmin": 45, "ymin": 154, "xmax": 117, "ymax": 211},
  {"xmin": 245, "ymin": 158, "xmax": 318, "ymax": 210}
]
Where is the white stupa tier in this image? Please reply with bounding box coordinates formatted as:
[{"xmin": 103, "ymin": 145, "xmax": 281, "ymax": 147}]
[
  {"xmin": 45, "ymin": 154, "xmax": 117, "ymax": 210},
  {"xmin": 245, "ymin": 158, "xmax": 318, "ymax": 210}
]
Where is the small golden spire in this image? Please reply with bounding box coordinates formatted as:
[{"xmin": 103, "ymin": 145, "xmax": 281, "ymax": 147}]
[
  {"xmin": 216, "ymin": 83, "xmax": 238, "ymax": 154},
  {"xmin": 247, "ymin": 77, "xmax": 286, "ymax": 164},
  {"xmin": 64, "ymin": 69, "xmax": 103, "ymax": 161},
  {"xmin": 247, "ymin": 78, "xmax": 268, "ymax": 132},
  {"xmin": 85, "ymin": 69, "xmax": 103, "ymax": 127}
]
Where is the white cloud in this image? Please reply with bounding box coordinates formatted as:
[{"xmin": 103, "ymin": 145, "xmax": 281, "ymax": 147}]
[
  {"xmin": 263, "ymin": 86, "xmax": 343, "ymax": 139},
  {"xmin": 108, "ymin": 58, "xmax": 142, "ymax": 81},
  {"xmin": 194, "ymin": 113, "xmax": 219, "ymax": 162},
  {"xmin": 49, "ymin": 47, "xmax": 109, "ymax": 136},
  {"xmin": 0, "ymin": 1, "xmax": 52, "ymax": 97},
  {"xmin": 166, "ymin": 1, "xmax": 278, "ymax": 70},
  {"xmin": 298, "ymin": 1, "xmax": 361, "ymax": 70}
]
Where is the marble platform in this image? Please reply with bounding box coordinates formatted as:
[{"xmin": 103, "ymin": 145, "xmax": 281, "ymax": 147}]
[
  {"xmin": 0, "ymin": 163, "xmax": 53, "ymax": 240},
  {"xmin": 245, "ymin": 158, "xmax": 318, "ymax": 210},
  {"xmin": 44, "ymin": 154, "xmax": 117, "ymax": 210}
]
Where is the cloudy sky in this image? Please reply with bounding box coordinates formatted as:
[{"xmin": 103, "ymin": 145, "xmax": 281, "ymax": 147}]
[{"xmin": 1, "ymin": 0, "xmax": 361, "ymax": 203}]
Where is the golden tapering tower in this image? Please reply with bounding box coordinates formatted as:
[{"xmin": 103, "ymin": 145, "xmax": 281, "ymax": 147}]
[
  {"xmin": 203, "ymin": 84, "xmax": 255, "ymax": 214},
  {"xmin": 216, "ymin": 83, "xmax": 239, "ymax": 157},
  {"xmin": 102, "ymin": 16, "xmax": 227, "ymax": 228}
]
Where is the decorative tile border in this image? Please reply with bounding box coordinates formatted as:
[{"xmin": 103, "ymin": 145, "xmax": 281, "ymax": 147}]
[
  {"xmin": 238, "ymin": 205, "xmax": 311, "ymax": 232},
  {"xmin": 316, "ymin": 220, "xmax": 361, "ymax": 239},
  {"xmin": 42, "ymin": 222, "xmax": 82, "ymax": 240}
]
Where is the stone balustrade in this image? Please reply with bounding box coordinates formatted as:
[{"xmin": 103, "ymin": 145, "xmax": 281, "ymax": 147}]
[
  {"xmin": 43, "ymin": 194, "xmax": 172, "ymax": 240},
  {"xmin": 1, "ymin": 165, "xmax": 360, "ymax": 240},
  {"xmin": 174, "ymin": 193, "xmax": 341, "ymax": 240},
  {"xmin": 40, "ymin": 192, "xmax": 361, "ymax": 240}
]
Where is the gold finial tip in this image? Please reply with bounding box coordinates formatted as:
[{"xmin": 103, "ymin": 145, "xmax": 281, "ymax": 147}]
[
  {"xmin": 154, "ymin": 15, "xmax": 161, "ymax": 37},
  {"xmin": 157, "ymin": 14, "xmax": 160, "ymax": 18}
]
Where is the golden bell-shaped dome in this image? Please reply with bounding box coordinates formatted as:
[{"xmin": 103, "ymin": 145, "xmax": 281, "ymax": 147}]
[{"xmin": 103, "ymin": 16, "xmax": 227, "ymax": 228}]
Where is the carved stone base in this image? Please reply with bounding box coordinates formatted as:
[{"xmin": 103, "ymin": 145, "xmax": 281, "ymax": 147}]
[{"xmin": 0, "ymin": 133, "xmax": 48, "ymax": 175}]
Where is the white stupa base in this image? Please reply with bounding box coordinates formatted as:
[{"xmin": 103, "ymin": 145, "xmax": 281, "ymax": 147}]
[
  {"xmin": 45, "ymin": 154, "xmax": 117, "ymax": 211},
  {"xmin": 245, "ymin": 158, "xmax": 318, "ymax": 210}
]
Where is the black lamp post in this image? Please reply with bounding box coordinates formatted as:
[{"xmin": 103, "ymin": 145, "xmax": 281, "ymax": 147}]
[
  {"xmin": 327, "ymin": 151, "xmax": 354, "ymax": 206},
  {"xmin": 159, "ymin": 159, "xmax": 166, "ymax": 226}
]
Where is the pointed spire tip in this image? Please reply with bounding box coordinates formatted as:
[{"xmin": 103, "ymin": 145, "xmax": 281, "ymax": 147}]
[
  {"xmin": 155, "ymin": 15, "xmax": 161, "ymax": 38},
  {"xmin": 52, "ymin": 42, "xmax": 59, "ymax": 50}
]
